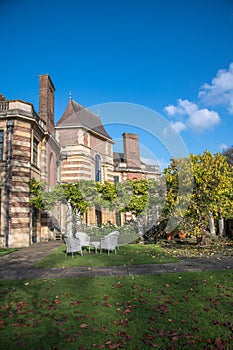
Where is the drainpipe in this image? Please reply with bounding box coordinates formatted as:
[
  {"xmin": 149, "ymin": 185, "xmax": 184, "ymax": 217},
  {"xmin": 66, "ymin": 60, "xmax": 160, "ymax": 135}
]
[{"xmin": 5, "ymin": 120, "xmax": 14, "ymax": 248}]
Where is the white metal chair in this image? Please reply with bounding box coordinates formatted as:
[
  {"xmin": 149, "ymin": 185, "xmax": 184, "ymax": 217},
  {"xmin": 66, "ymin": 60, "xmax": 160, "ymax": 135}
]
[
  {"xmin": 64, "ymin": 236, "xmax": 83, "ymax": 258},
  {"xmin": 100, "ymin": 231, "xmax": 119, "ymax": 255},
  {"xmin": 75, "ymin": 231, "xmax": 91, "ymax": 253}
]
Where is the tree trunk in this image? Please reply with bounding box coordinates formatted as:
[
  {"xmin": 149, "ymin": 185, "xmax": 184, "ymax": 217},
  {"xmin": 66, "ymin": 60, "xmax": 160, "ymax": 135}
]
[
  {"xmin": 218, "ymin": 215, "xmax": 224, "ymax": 237},
  {"xmin": 137, "ymin": 216, "xmax": 144, "ymax": 241},
  {"xmin": 75, "ymin": 208, "xmax": 82, "ymax": 231},
  {"xmin": 66, "ymin": 200, "xmax": 73, "ymax": 236},
  {"xmin": 209, "ymin": 213, "xmax": 216, "ymax": 237}
]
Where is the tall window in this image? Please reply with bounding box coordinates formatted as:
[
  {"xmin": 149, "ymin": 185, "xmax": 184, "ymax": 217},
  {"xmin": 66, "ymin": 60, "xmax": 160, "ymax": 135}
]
[
  {"xmin": 95, "ymin": 154, "xmax": 102, "ymax": 182},
  {"xmin": 33, "ymin": 138, "xmax": 39, "ymax": 166},
  {"xmin": 0, "ymin": 131, "xmax": 3, "ymax": 161},
  {"xmin": 0, "ymin": 189, "xmax": 1, "ymax": 233}
]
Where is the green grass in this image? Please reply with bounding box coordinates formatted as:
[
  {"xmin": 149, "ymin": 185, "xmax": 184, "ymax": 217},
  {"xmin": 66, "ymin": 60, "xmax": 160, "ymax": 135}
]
[
  {"xmin": 0, "ymin": 270, "xmax": 233, "ymax": 349},
  {"xmin": 0, "ymin": 248, "xmax": 20, "ymax": 257},
  {"xmin": 33, "ymin": 244, "xmax": 177, "ymax": 268}
]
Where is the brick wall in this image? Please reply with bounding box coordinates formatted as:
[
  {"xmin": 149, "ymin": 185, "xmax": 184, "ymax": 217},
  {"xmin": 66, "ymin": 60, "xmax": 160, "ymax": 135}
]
[
  {"xmin": 39, "ymin": 74, "xmax": 55, "ymax": 134},
  {"xmin": 123, "ymin": 133, "xmax": 141, "ymax": 169},
  {"xmin": 8, "ymin": 119, "xmax": 31, "ymax": 246}
]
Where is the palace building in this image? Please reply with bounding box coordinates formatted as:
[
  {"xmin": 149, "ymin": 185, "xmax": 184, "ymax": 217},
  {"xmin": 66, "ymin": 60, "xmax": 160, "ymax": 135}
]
[{"xmin": 0, "ymin": 75, "xmax": 159, "ymax": 247}]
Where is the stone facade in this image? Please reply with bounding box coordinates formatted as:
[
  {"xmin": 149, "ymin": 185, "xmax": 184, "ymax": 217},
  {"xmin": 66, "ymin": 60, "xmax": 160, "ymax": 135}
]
[
  {"xmin": 0, "ymin": 75, "xmax": 159, "ymax": 247},
  {"xmin": 0, "ymin": 77, "xmax": 60, "ymax": 247}
]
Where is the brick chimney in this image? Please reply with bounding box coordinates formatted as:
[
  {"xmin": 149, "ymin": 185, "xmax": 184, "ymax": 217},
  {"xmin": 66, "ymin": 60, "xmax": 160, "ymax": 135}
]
[
  {"xmin": 123, "ymin": 133, "xmax": 141, "ymax": 168},
  {"xmin": 39, "ymin": 74, "xmax": 55, "ymax": 134}
]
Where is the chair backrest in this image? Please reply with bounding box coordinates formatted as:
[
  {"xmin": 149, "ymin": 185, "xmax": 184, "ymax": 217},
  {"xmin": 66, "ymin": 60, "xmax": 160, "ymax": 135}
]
[
  {"xmin": 76, "ymin": 231, "xmax": 90, "ymax": 245},
  {"xmin": 101, "ymin": 232, "xmax": 118, "ymax": 250},
  {"xmin": 107, "ymin": 231, "xmax": 119, "ymax": 237},
  {"xmin": 64, "ymin": 236, "xmax": 69, "ymax": 251},
  {"xmin": 64, "ymin": 236, "xmax": 82, "ymax": 253}
]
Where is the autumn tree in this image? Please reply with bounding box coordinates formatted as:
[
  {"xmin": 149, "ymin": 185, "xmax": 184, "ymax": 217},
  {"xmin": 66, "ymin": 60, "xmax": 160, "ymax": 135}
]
[
  {"xmin": 189, "ymin": 150, "xmax": 233, "ymax": 237},
  {"xmin": 163, "ymin": 150, "xmax": 233, "ymax": 239}
]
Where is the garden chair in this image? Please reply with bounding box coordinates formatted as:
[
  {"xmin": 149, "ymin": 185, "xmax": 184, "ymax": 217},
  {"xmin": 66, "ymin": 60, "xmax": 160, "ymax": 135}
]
[
  {"xmin": 64, "ymin": 236, "xmax": 82, "ymax": 258},
  {"xmin": 100, "ymin": 231, "xmax": 119, "ymax": 255},
  {"xmin": 106, "ymin": 230, "xmax": 120, "ymax": 249},
  {"xmin": 75, "ymin": 231, "xmax": 91, "ymax": 253}
]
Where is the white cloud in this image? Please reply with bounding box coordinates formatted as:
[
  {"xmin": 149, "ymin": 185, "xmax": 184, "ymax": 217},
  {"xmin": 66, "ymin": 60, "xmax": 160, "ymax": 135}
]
[
  {"xmin": 164, "ymin": 104, "xmax": 178, "ymax": 116},
  {"xmin": 188, "ymin": 108, "xmax": 220, "ymax": 130},
  {"xmin": 165, "ymin": 99, "xmax": 197, "ymax": 117},
  {"xmin": 170, "ymin": 121, "xmax": 187, "ymax": 133},
  {"xmin": 164, "ymin": 63, "xmax": 233, "ymax": 133},
  {"xmin": 164, "ymin": 99, "xmax": 220, "ymax": 132},
  {"xmin": 199, "ymin": 62, "xmax": 233, "ymax": 114},
  {"xmin": 177, "ymin": 99, "xmax": 198, "ymax": 115}
]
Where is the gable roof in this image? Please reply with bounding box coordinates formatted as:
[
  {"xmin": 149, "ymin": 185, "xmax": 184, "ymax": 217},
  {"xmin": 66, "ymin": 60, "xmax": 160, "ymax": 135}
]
[
  {"xmin": 0, "ymin": 94, "xmax": 7, "ymax": 101},
  {"xmin": 56, "ymin": 99, "xmax": 112, "ymax": 140}
]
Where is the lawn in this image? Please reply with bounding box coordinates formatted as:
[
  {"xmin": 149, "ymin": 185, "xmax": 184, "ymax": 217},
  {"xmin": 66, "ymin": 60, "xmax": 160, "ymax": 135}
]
[
  {"xmin": 0, "ymin": 270, "xmax": 233, "ymax": 349},
  {"xmin": 33, "ymin": 239, "xmax": 233, "ymax": 268},
  {"xmin": 34, "ymin": 244, "xmax": 177, "ymax": 268},
  {"xmin": 0, "ymin": 248, "xmax": 20, "ymax": 257}
]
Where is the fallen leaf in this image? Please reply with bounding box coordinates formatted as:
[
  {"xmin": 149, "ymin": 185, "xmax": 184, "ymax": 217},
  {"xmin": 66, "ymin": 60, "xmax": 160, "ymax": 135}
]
[
  {"xmin": 80, "ymin": 323, "xmax": 89, "ymax": 329},
  {"xmin": 104, "ymin": 303, "xmax": 112, "ymax": 308},
  {"xmin": 123, "ymin": 308, "xmax": 131, "ymax": 315},
  {"xmin": 215, "ymin": 338, "xmax": 225, "ymax": 350}
]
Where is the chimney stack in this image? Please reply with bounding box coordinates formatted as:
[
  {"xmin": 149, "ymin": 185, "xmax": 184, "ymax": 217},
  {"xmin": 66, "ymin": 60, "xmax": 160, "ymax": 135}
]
[
  {"xmin": 39, "ymin": 74, "xmax": 55, "ymax": 134},
  {"xmin": 123, "ymin": 133, "xmax": 141, "ymax": 168}
]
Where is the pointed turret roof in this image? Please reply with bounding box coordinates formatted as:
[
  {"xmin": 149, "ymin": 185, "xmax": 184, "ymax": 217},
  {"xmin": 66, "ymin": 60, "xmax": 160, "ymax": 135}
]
[{"xmin": 56, "ymin": 99, "xmax": 112, "ymax": 140}]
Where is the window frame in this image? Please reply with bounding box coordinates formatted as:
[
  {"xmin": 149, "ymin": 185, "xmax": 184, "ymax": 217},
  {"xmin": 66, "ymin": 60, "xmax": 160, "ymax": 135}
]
[
  {"xmin": 95, "ymin": 154, "xmax": 102, "ymax": 182},
  {"xmin": 0, "ymin": 130, "xmax": 4, "ymax": 161},
  {"xmin": 32, "ymin": 137, "xmax": 39, "ymax": 166}
]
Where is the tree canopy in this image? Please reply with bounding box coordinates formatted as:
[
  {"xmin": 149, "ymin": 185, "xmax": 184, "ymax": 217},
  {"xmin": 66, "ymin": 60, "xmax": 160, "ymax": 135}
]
[{"xmin": 163, "ymin": 150, "xmax": 233, "ymax": 236}]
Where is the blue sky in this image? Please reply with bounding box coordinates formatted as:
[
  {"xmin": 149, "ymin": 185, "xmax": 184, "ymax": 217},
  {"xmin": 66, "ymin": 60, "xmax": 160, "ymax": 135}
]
[{"xmin": 1, "ymin": 0, "xmax": 233, "ymax": 169}]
